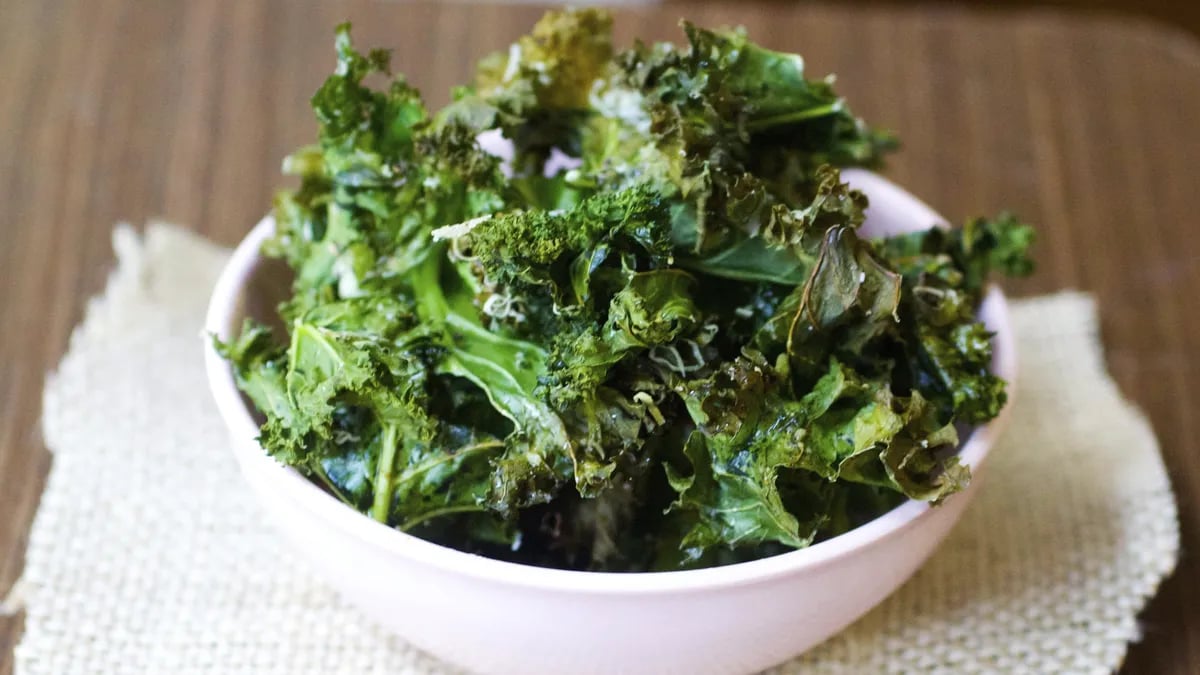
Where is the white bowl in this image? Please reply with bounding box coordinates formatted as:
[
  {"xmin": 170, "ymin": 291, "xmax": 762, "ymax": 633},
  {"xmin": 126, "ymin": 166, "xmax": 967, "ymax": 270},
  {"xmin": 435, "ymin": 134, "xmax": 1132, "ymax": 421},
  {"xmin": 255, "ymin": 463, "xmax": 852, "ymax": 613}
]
[{"xmin": 203, "ymin": 170, "xmax": 1016, "ymax": 675}]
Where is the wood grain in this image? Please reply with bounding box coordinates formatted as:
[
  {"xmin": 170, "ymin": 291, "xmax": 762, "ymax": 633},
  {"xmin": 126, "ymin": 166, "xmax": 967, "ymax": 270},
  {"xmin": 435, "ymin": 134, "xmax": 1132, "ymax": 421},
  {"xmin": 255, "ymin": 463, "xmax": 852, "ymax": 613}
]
[
  {"xmin": 2, "ymin": 1, "xmax": 1198, "ymax": 672},
  {"xmin": 670, "ymin": 0, "xmax": 1200, "ymax": 41}
]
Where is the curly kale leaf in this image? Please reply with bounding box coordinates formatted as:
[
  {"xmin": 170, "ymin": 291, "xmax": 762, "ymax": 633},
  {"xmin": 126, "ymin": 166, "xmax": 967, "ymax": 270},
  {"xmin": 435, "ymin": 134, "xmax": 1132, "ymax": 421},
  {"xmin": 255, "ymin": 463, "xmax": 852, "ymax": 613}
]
[
  {"xmin": 268, "ymin": 25, "xmax": 510, "ymax": 321},
  {"xmin": 662, "ymin": 355, "xmax": 968, "ymax": 563},
  {"xmin": 442, "ymin": 8, "xmax": 615, "ymax": 175},
  {"xmin": 877, "ymin": 213, "xmax": 1035, "ymax": 424},
  {"xmin": 676, "ymin": 166, "xmax": 869, "ymax": 285},
  {"xmin": 681, "ymin": 22, "xmax": 894, "ymax": 157},
  {"xmin": 879, "ymin": 212, "xmax": 1036, "ymax": 293},
  {"xmin": 475, "ymin": 7, "xmax": 613, "ymax": 112},
  {"xmin": 663, "ymin": 357, "xmax": 824, "ymax": 559},
  {"xmin": 595, "ymin": 21, "xmax": 896, "ymax": 256},
  {"xmin": 218, "ymin": 298, "xmax": 488, "ymax": 527},
  {"xmin": 436, "ymin": 184, "xmax": 673, "ymax": 339},
  {"xmin": 311, "ymin": 24, "xmax": 425, "ymax": 185}
]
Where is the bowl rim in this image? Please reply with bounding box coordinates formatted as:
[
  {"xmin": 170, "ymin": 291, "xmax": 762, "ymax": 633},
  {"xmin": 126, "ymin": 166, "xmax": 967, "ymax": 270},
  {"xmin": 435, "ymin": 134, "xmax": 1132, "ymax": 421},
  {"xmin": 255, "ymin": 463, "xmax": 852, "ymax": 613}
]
[{"xmin": 203, "ymin": 169, "xmax": 1017, "ymax": 595}]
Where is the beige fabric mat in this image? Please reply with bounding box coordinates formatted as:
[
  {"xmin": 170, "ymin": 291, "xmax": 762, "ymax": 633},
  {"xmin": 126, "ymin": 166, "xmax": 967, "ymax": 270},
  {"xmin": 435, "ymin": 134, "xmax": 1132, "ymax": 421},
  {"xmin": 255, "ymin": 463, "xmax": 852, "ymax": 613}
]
[{"xmin": 11, "ymin": 224, "xmax": 1179, "ymax": 674}]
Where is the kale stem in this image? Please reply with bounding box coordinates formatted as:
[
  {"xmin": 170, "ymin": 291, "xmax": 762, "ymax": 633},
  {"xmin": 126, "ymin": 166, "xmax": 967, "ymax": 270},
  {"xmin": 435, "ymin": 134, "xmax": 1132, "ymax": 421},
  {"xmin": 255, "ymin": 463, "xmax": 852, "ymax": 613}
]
[
  {"xmin": 745, "ymin": 102, "xmax": 841, "ymax": 131},
  {"xmin": 399, "ymin": 505, "xmax": 487, "ymax": 532},
  {"xmin": 371, "ymin": 426, "xmax": 400, "ymax": 523}
]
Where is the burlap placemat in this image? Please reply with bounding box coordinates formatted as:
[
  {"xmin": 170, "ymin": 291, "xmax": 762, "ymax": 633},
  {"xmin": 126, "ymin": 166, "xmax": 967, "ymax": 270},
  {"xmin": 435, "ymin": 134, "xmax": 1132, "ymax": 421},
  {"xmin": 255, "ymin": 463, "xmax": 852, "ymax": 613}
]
[{"xmin": 8, "ymin": 224, "xmax": 1179, "ymax": 674}]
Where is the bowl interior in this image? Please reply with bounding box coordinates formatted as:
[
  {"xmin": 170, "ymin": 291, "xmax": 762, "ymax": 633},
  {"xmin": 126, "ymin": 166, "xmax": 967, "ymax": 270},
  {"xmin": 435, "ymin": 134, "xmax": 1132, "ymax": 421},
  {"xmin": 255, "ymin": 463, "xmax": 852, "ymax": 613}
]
[{"xmin": 204, "ymin": 171, "xmax": 1016, "ymax": 591}]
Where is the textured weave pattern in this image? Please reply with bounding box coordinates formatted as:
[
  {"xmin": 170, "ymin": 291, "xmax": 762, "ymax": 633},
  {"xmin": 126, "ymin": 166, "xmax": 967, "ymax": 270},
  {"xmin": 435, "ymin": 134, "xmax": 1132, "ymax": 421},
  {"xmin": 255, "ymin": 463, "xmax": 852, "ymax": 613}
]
[{"xmin": 17, "ymin": 225, "xmax": 1178, "ymax": 674}]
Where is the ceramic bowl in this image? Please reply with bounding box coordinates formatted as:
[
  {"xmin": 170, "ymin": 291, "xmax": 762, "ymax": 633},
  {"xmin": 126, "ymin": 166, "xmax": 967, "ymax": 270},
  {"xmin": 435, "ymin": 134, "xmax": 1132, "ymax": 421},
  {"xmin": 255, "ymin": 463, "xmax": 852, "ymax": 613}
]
[{"xmin": 203, "ymin": 169, "xmax": 1016, "ymax": 675}]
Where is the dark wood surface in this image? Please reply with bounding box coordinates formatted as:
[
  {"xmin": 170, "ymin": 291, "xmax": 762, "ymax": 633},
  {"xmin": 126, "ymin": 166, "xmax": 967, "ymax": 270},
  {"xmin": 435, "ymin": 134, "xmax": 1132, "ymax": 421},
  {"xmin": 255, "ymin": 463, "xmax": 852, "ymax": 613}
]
[
  {"xmin": 706, "ymin": 0, "xmax": 1200, "ymax": 39},
  {"xmin": 2, "ymin": 1, "xmax": 1199, "ymax": 672}
]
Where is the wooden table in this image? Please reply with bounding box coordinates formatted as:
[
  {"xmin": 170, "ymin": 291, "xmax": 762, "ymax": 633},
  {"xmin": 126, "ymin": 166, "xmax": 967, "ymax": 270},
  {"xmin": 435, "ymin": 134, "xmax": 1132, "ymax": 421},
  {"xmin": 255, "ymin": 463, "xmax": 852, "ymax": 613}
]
[{"xmin": 2, "ymin": 1, "xmax": 1198, "ymax": 672}]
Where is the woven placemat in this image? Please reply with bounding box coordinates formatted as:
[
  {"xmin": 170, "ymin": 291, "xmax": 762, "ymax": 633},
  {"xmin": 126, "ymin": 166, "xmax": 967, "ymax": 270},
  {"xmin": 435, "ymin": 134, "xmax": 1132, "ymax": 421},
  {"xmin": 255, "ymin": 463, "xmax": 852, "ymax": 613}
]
[{"xmin": 10, "ymin": 224, "xmax": 1179, "ymax": 674}]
